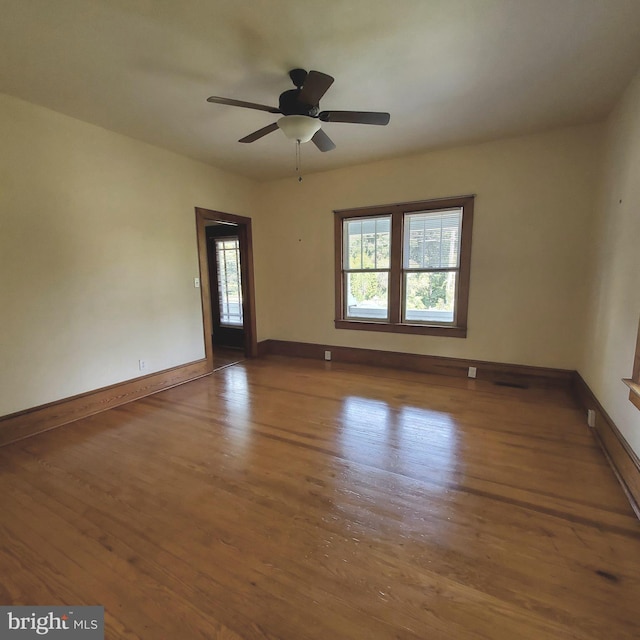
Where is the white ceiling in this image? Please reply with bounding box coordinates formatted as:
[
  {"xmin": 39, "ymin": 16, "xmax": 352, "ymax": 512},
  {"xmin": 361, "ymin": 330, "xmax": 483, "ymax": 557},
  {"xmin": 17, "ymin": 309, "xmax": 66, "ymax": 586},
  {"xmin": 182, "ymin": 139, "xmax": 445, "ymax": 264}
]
[{"xmin": 2, "ymin": 0, "xmax": 640, "ymax": 181}]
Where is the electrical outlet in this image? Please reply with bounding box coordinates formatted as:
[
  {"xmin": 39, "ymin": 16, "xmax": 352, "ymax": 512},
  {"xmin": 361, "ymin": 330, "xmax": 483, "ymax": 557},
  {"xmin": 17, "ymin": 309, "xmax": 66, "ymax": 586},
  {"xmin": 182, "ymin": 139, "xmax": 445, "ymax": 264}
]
[
  {"xmin": 468, "ymin": 366, "xmax": 477, "ymax": 379},
  {"xmin": 139, "ymin": 359, "xmax": 147, "ymax": 371},
  {"xmin": 194, "ymin": 277, "xmax": 200, "ymax": 288},
  {"xmin": 324, "ymin": 350, "xmax": 332, "ymax": 361},
  {"xmin": 587, "ymin": 409, "xmax": 596, "ymax": 428}
]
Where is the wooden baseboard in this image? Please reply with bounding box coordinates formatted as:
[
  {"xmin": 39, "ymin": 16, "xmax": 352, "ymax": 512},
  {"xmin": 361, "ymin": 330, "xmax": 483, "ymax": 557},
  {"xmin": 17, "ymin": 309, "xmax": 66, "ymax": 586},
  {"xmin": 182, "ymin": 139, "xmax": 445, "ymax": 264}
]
[
  {"xmin": 572, "ymin": 372, "xmax": 640, "ymax": 518},
  {"xmin": 258, "ymin": 339, "xmax": 574, "ymax": 388},
  {"xmin": 0, "ymin": 359, "xmax": 211, "ymax": 447}
]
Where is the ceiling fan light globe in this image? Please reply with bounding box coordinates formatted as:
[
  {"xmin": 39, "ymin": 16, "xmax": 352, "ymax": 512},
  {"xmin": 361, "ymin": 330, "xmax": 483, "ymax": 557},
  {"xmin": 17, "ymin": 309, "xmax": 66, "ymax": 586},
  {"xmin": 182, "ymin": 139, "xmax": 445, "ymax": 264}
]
[{"xmin": 277, "ymin": 115, "xmax": 321, "ymax": 143}]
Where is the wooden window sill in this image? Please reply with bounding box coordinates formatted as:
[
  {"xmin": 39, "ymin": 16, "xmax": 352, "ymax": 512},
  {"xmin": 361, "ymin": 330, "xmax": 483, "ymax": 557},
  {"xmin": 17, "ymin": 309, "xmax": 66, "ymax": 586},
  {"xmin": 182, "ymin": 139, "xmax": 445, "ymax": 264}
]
[
  {"xmin": 335, "ymin": 319, "xmax": 467, "ymax": 338},
  {"xmin": 622, "ymin": 378, "xmax": 640, "ymax": 411}
]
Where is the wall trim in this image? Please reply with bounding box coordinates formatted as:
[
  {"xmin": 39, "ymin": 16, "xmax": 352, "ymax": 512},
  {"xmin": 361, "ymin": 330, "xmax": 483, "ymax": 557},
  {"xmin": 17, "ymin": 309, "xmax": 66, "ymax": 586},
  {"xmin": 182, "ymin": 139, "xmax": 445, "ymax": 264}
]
[
  {"xmin": 258, "ymin": 339, "xmax": 574, "ymax": 387},
  {"xmin": 572, "ymin": 372, "xmax": 640, "ymax": 518},
  {"xmin": 0, "ymin": 359, "xmax": 211, "ymax": 447}
]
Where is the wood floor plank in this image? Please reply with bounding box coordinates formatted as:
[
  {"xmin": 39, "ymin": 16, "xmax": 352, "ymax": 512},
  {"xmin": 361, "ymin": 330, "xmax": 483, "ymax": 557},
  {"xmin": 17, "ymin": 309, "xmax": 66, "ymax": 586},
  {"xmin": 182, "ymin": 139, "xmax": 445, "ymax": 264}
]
[{"xmin": 1, "ymin": 355, "xmax": 639, "ymax": 639}]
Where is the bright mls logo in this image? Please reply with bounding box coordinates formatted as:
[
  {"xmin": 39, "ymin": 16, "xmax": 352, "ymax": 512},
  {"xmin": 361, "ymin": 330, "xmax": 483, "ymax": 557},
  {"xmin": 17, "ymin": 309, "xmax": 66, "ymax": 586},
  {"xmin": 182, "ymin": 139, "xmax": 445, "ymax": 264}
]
[{"xmin": 0, "ymin": 607, "xmax": 103, "ymax": 639}]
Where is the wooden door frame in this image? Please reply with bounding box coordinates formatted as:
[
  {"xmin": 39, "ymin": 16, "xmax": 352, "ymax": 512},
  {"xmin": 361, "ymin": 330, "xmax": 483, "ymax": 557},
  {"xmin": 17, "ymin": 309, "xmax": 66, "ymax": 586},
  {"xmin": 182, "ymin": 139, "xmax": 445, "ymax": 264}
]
[{"xmin": 195, "ymin": 207, "xmax": 258, "ymax": 368}]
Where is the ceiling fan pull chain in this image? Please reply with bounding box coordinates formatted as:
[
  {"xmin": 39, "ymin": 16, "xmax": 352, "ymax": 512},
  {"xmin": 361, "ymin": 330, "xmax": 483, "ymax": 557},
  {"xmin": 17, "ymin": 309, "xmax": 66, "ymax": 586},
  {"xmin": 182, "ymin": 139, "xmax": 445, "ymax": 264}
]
[{"xmin": 296, "ymin": 139, "xmax": 303, "ymax": 182}]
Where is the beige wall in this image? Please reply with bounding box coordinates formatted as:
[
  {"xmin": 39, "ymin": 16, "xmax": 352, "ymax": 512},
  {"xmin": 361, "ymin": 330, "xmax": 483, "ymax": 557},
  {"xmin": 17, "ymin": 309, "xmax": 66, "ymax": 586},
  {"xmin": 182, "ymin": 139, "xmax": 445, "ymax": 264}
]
[
  {"xmin": 0, "ymin": 89, "xmax": 617, "ymax": 429},
  {"xmin": 257, "ymin": 125, "xmax": 602, "ymax": 369},
  {"xmin": 0, "ymin": 93, "xmax": 258, "ymax": 416},
  {"xmin": 580, "ymin": 70, "xmax": 640, "ymax": 456}
]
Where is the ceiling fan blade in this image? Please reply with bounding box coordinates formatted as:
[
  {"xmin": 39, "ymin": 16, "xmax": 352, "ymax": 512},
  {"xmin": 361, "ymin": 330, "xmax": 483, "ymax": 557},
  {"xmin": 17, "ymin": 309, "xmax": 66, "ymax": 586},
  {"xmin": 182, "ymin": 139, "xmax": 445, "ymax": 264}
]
[
  {"xmin": 298, "ymin": 70, "xmax": 334, "ymax": 105},
  {"xmin": 239, "ymin": 122, "xmax": 279, "ymax": 143},
  {"xmin": 311, "ymin": 129, "xmax": 336, "ymax": 152},
  {"xmin": 319, "ymin": 110, "xmax": 390, "ymax": 125},
  {"xmin": 207, "ymin": 96, "xmax": 281, "ymax": 114}
]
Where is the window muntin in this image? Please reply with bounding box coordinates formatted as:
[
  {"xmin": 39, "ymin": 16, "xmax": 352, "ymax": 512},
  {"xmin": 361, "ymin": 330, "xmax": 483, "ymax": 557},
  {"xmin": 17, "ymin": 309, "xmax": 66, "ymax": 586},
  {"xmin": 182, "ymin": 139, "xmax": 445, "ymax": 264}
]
[
  {"xmin": 215, "ymin": 237, "xmax": 243, "ymax": 327},
  {"xmin": 335, "ymin": 196, "xmax": 474, "ymax": 338}
]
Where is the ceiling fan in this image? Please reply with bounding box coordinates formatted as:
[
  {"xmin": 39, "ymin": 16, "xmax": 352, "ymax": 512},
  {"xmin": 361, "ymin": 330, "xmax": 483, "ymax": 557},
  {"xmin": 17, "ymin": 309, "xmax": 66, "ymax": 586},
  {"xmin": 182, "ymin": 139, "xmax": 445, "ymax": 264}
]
[{"xmin": 207, "ymin": 69, "xmax": 390, "ymax": 152}]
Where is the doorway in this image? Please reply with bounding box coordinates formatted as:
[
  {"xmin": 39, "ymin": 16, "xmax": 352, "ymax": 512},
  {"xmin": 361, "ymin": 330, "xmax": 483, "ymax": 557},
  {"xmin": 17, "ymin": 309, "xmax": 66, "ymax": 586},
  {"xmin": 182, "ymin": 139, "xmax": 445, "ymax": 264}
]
[{"xmin": 195, "ymin": 208, "xmax": 258, "ymax": 372}]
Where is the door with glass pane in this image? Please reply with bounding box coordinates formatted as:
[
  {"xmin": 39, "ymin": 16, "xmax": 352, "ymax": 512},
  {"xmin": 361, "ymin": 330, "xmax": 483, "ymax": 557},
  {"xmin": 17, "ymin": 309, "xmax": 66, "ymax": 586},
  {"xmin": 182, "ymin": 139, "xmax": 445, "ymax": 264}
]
[
  {"xmin": 207, "ymin": 228, "xmax": 245, "ymax": 349},
  {"xmin": 215, "ymin": 237, "xmax": 243, "ymax": 327}
]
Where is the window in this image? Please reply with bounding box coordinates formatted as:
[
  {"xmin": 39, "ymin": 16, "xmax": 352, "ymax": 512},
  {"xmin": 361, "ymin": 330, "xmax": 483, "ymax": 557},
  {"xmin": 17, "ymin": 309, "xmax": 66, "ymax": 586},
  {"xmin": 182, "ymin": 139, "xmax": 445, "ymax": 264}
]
[
  {"xmin": 335, "ymin": 196, "xmax": 474, "ymax": 337},
  {"xmin": 215, "ymin": 237, "xmax": 243, "ymax": 326},
  {"xmin": 343, "ymin": 216, "xmax": 391, "ymax": 320}
]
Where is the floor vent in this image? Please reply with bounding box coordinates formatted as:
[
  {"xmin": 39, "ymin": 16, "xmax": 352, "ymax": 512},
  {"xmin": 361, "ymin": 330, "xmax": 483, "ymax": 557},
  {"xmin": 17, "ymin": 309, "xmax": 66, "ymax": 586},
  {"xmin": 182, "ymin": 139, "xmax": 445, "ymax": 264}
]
[{"xmin": 493, "ymin": 380, "xmax": 529, "ymax": 389}]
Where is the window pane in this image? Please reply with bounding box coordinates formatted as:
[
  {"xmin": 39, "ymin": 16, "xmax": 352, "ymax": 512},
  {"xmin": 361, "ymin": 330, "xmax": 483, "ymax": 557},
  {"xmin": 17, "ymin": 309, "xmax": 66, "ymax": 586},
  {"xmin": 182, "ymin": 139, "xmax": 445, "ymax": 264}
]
[
  {"xmin": 404, "ymin": 271, "xmax": 457, "ymax": 324},
  {"xmin": 403, "ymin": 209, "xmax": 462, "ymax": 269},
  {"xmin": 344, "ymin": 216, "xmax": 391, "ymax": 270},
  {"xmin": 345, "ymin": 271, "xmax": 389, "ymax": 320},
  {"xmin": 215, "ymin": 237, "xmax": 243, "ymax": 326}
]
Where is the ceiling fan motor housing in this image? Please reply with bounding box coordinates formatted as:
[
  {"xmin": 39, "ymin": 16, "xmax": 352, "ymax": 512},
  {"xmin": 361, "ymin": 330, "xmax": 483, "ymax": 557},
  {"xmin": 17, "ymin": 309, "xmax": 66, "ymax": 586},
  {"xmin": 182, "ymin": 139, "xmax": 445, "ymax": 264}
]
[{"xmin": 279, "ymin": 89, "xmax": 319, "ymax": 117}]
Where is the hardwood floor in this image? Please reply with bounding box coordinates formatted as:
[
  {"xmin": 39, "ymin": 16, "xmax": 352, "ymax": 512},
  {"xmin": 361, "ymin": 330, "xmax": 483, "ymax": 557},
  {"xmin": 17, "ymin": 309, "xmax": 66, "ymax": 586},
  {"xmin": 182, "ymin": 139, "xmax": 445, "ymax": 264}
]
[
  {"xmin": 212, "ymin": 346, "xmax": 245, "ymax": 371},
  {"xmin": 1, "ymin": 356, "xmax": 639, "ymax": 639}
]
